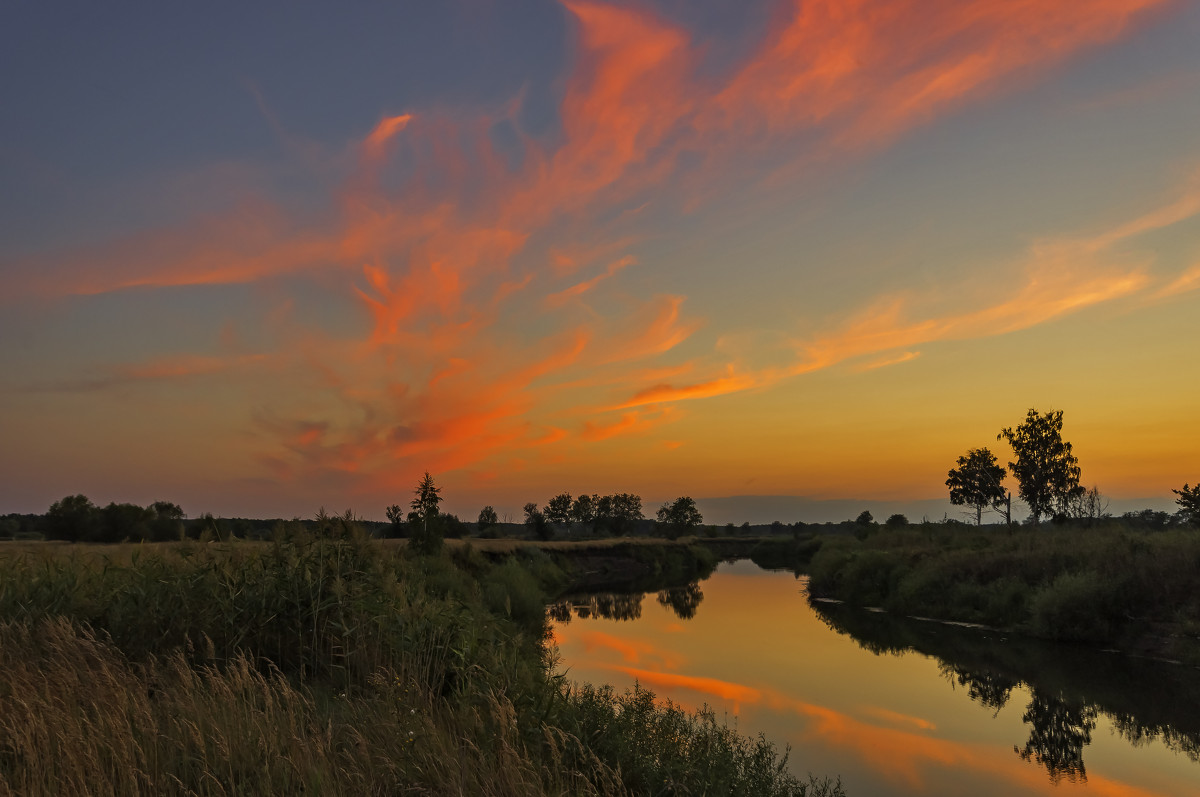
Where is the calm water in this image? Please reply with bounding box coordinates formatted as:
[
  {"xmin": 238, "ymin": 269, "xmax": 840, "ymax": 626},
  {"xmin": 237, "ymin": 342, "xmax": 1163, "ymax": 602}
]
[{"xmin": 548, "ymin": 560, "xmax": 1200, "ymax": 796}]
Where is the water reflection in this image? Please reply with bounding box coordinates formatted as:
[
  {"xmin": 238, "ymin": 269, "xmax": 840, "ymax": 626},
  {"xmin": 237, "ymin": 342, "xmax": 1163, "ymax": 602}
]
[
  {"xmin": 547, "ymin": 583, "xmax": 700, "ymax": 624},
  {"xmin": 656, "ymin": 582, "xmax": 704, "ymax": 620},
  {"xmin": 811, "ymin": 600, "xmax": 1200, "ymax": 783},
  {"xmin": 547, "ymin": 582, "xmax": 705, "ymax": 623}
]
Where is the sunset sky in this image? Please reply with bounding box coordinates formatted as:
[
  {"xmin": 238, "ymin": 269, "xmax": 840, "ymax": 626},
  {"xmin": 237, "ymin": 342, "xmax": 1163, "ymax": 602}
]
[{"xmin": 2, "ymin": 0, "xmax": 1197, "ymax": 522}]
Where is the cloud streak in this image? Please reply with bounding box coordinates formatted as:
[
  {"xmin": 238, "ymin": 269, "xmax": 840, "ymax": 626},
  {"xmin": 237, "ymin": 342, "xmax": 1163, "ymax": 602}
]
[{"xmin": 0, "ymin": 0, "xmax": 1178, "ymax": 494}]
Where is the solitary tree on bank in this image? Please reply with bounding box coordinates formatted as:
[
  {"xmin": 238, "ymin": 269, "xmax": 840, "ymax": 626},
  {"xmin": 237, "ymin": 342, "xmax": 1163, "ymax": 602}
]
[
  {"xmin": 656, "ymin": 496, "xmax": 703, "ymax": 540},
  {"xmin": 946, "ymin": 447, "xmax": 1009, "ymax": 526},
  {"xmin": 407, "ymin": 472, "xmax": 444, "ymax": 554},
  {"xmin": 998, "ymin": 409, "xmax": 1082, "ymax": 524}
]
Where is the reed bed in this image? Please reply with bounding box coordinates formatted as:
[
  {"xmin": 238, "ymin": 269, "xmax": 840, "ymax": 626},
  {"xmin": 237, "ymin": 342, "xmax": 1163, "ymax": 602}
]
[{"xmin": 0, "ymin": 530, "xmax": 840, "ymax": 796}]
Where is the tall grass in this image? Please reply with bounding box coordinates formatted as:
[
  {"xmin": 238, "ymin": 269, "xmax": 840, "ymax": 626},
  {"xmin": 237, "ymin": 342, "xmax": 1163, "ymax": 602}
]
[{"xmin": 0, "ymin": 533, "xmax": 838, "ymax": 795}]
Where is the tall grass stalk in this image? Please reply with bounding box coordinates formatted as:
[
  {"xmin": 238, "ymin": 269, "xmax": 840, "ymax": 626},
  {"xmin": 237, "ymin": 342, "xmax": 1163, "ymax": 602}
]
[{"xmin": 0, "ymin": 534, "xmax": 837, "ymax": 795}]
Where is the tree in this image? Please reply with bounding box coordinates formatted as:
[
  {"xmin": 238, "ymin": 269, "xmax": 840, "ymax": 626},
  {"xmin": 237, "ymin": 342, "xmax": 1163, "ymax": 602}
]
[
  {"xmin": 441, "ymin": 513, "xmax": 468, "ymax": 539},
  {"xmin": 1068, "ymin": 485, "xmax": 1109, "ymax": 525},
  {"xmin": 998, "ymin": 409, "xmax": 1082, "ymax": 524},
  {"xmin": 411, "ymin": 472, "xmax": 443, "ymax": 520},
  {"xmin": 570, "ymin": 493, "xmax": 597, "ymax": 526},
  {"xmin": 524, "ymin": 502, "xmax": 551, "ymax": 540},
  {"xmin": 100, "ymin": 502, "xmax": 154, "ymax": 543},
  {"xmin": 946, "ymin": 447, "xmax": 1009, "ymax": 526},
  {"xmin": 477, "ymin": 505, "xmax": 499, "ymax": 532},
  {"xmin": 594, "ymin": 494, "xmax": 615, "ymax": 534},
  {"xmin": 855, "ymin": 510, "xmax": 874, "ymax": 525},
  {"xmin": 148, "ymin": 500, "xmax": 185, "ymax": 542},
  {"xmin": 885, "ymin": 513, "xmax": 909, "ymax": 528},
  {"xmin": 610, "ymin": 493, "xmax": 644, "ymax": 536},
  {"xmin": 407, "ymin": 472, "xmax": 444, "ymax": 555},
  {"xmin": 45, "ymin": 494, "xmax": 97, "ymax": 541},
  {"xmin": 384, "ymin": 503, "xmax": 408, "ymax": 538},
  {"xmin": 656, "ymin": 496, "xmax": 703, "ymax": 540},
  {"xmin": 545, "ymin": 493, "xmax": 573, "ymax": 529},
  {"xmin": 1174, "ymin": 483, "xmax": 1200, "ymax": 527}
]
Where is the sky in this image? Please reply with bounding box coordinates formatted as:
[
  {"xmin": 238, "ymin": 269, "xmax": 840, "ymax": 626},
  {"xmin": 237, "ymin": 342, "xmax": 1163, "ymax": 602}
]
[{"xmin": 2, "ymin": 0, "xmax": 1197, "ymax": 523}]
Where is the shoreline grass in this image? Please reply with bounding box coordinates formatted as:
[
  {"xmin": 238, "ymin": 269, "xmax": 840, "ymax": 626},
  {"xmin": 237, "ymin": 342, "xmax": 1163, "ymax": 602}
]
[
  {"xmin": 804, "ymin": 520, "xmax": 1200, "ymax": 664},
  {"xmin": 0, "ymin": 531, "xmax": 842, "ymax": 796}
]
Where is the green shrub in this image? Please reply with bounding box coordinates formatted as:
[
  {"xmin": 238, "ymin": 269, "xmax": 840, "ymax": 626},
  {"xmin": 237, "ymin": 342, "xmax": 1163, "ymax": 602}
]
[
  {"xmin": 835, "ymin": 550, "xmax": 904, "ymax": 606},
  {"xmin": 562, "ymin": 684, "xmax": 843, "ymax": 797},
  {"xmin": 1029, "ymin": 570, "xmax": 1120, "ymax": 643}
]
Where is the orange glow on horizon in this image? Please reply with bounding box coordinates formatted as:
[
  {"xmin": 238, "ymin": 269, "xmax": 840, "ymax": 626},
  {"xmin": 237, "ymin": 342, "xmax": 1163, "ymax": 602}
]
[{"xmin": 2, "ymin": 0, "xmax": 1192, "ymax": 513}]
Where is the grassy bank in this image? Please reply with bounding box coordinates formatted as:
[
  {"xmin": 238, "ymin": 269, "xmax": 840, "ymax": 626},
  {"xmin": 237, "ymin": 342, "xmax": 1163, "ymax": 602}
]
[
  {"xmin": 805, "ymin": 521, "xmax": 1200, "ymax": 663},
  {"xmin": 0, "ymin": 531, "xmax": 841, "ymax": 796}
]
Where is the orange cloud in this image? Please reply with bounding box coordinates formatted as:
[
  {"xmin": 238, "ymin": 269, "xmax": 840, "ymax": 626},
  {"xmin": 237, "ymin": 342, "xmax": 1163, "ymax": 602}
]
[
  {"xmin": 853, "ymin": 351, "xmax": 921, "ymax": 372},
  {"xmin": 3, "ymin": 0, "xmax": 1177, "ymax": 498},
  {"xmin": 580, "ymin": 406, "xmax": 679, "ymax": 441},
  {"xmin": 614, "ymin": 371, "xmax": 759, "ymax": 410},
  {"xmin": 707, "ymin": 0, "xmax": 1164, "ymax": 153},
  {"xmin": 362, "ymin": 114, "xmax": 412, "ymax": 162},
  {"xmin": 546, "ymin": 255, "xmax": 636, "ymax": 306}
]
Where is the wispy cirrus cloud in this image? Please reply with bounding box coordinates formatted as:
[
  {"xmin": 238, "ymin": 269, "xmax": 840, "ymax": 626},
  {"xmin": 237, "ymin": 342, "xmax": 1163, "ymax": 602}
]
[{"xmin": 1, "ymin": 0, "xmax": 1176, "ymax": 494}]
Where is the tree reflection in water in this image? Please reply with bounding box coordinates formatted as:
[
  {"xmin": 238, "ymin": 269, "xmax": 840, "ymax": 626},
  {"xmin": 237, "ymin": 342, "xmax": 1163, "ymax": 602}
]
[
  {"xmin": 657, "ymin": 582, "xmax": 704, "ymax": 620},
  {"xmin": 1014, "ymin": 692, "xmax": 1097, "ymax": 783},
  {"xmin": 939, "ymin": 664, "xmax": 1095, "ymax": 782},
  {"xmin": 546, "ymin": 591, "xmax": 644, "ymax": 622},
  {"xmin": 938, "ymin": 664, "xmax": 1016, "ymax": 715},
  {"xmin": 546, "ymin": 581, "xmax": 705, "ymax": 624},
  {"xmin": 813, "ymin": 600, "xmax": 1200, "ymax": 783}
]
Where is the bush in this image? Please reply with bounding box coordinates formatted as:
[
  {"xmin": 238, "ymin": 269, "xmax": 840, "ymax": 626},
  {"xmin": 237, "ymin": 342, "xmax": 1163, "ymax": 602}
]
[
  {"xmin": 1029, "ymin": 570, "xmax": 1120, "ymax": 643},
  {"xmin": 563, "ymin": 684, "xmax": 843, "ymax": 797}
]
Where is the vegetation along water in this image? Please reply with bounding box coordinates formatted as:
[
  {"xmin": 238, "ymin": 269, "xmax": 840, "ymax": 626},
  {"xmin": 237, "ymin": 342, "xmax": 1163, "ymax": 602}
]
[{"xmin": 0, "ymin": 527, "xmax": 841, "ymax": 796}]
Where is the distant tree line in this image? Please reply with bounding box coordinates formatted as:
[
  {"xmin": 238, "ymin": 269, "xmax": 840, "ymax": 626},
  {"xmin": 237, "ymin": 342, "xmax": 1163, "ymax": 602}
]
[{"xmin": 6, "ymin": 434, "xmax": 1195, "ymax": 545}]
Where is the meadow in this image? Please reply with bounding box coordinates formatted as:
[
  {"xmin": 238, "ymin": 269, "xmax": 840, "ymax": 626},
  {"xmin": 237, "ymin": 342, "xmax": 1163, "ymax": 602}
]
[{"xmin": 0, "ymin": 526, "xmax": 841, "ymax": 796}]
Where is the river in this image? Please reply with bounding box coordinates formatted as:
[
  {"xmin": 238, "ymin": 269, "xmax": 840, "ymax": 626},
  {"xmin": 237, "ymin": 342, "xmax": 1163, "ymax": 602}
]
[{"xmin": 548, "ymin": 559, "xmax": 1200, "ymax": 796}]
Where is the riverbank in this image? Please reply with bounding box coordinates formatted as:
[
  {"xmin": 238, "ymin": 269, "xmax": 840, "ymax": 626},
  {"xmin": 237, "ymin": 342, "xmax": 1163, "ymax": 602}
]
[
  {"xmin": 0, "ymin": 531, "xmax": 841, "ymax": 796},
  {"xmin": 804, "ymin": 521, "xmax": 1200, "ymax": 665}
]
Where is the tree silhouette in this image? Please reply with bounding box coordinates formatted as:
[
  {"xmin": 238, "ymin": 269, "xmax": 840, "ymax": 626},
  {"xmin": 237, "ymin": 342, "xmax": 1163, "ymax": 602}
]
[
  {"xmin": 611, "ymin": 493, "xmax": 644, "ymax": 536},
  {"xmin": 998, "ymin": 409, "xmax": 1082, "ymax": 524},
  {"xmin": 545, "ymin": 493, "xmax": 573, "ymax": 529},
  {"xmin": 946, "ymin": 447, "xmax": 1009, "ymax": 525},
  {"xmin": 1173, "ymin": 483, "xmax": 1200, "ymax": 527},
  {"xmin": 385, "ymin": 503, "xmax": 407, "ymax": 537},
  {"xmin": 477, "ymin": 505, "xmax": 499, "ymax": 533},
  {"xmin": 407, "ymin": 472, "xmax": 444, "ymax": 555},
  {"xmin": 148, "ymin": 500, "xmax": 185, "ymax": 541},
  {"xmin": 571, "ymin": 493, "xmax": 597, "ymax": 526},
  {"xmin": 45, "ymin": 494, "xmax": 97, "ymax": 541},
  {"xmin": 524, "ymin": 502, "xmax": 552, "ymax": 540},
  {"xmin": 656, "ymin": 496, "xmax": 703, "ymax": 540}
]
